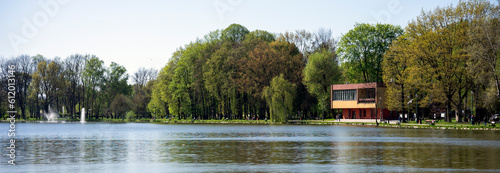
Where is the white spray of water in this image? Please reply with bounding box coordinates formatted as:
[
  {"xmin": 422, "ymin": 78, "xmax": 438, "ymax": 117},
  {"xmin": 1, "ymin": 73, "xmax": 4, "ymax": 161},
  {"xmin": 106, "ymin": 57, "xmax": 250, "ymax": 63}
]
[
  {"xmin": 81, "ymin": 108, "xmax": 86, "ymax": 123},
  {"xmin": 44, "ymin": 106, "xmax": 59, "ymax": 122}
]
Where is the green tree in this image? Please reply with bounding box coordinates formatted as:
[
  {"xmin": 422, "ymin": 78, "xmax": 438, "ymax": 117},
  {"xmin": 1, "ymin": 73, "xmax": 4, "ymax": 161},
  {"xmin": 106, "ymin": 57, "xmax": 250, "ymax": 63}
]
[
  {"xmin": 383, "ymin": 0, "xmax": 500, "ymax": 122},
  {"xmin": 110, "ymin": 94, "xmax": 131, "ymax": 119},
  {"xmin": 303, "ymin": 50, "xmax": 342, "ymax": 120},
  {"xmin": 337, "ymin": 23, "xmax": 403, "ymax": 83},
  {"xmin": 147, "ymin": 67, "xmax": 171, "ymax": 119},
  {"xmin": 405, "ymin": 1, "xmax": 478, "ymax": 122},
  {"xmin": 467, "ymin": 1, "xmax": 500, "ymax": 113},
  {"xmin": 63, "ymin": 54, "xmax": 86, "ymax": 119},
  {"xmin": 263, "ymin": 74, "xmax": 295, "ymax": 123},
  {"xmin": 237, "ymin": 40, "xmax": 304, "ymax": 119},
  {"xmin": 382, "ymin": 34, "xmax": 414, "ymax": 115},
  {"xmin": 13, "ymin": 55, "xmax": 35, "ymax": 119},
  {"xmin": 221, "ymin": 23, "xmax": 249, "ymax": 43},
  {"xmin": 82, "ymin": 56, "xmax": 105, "ymax": 119},
  {"xmin": 104, "ymin": 62, "xmax": 131, "ymax": 118},
  {"xmin": 31, "ymin": 60, "xmax": 64, "ymax": 114},
  {"xmin": 204, "ymin": 42, "xmax": 234, "ymax": 119},
  {"xmin": 244, "ymin": 30, "xmax": 275, "ymax": 43}
]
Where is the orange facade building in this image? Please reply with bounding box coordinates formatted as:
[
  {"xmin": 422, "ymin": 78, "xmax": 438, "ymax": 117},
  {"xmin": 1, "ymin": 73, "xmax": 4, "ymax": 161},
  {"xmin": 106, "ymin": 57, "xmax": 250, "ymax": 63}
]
[{"xmin": 331, "ymin": 82, "xmax": 395, "ymax": 120}]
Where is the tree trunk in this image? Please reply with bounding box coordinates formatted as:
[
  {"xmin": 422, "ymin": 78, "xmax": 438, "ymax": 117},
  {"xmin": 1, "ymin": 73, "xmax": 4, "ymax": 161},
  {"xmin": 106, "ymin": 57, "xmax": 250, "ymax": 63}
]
[
  {"xmin": 446, "ymin": 100, "xmax": 452, "ymax": 122},
  {"xmin": 495, "ymin": 75, "xmax": 500, "ymax": 100}
]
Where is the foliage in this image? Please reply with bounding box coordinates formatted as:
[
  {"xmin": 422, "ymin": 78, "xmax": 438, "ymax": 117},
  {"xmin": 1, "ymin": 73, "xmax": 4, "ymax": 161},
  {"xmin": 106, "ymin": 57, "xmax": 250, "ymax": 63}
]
[
  {"xmin": 8, "ymin": 5, "xmax": 500, "ymax": 123},
  {"xmin": 383, "ymin": 0, "xmax": 500, "ymax": 121},
  {"xmin": 303, "ymin": 50, "xmax": 342, "ymax": 113},
  {"xmin": 337, "ymin": 23, "xmax": 403, "ymax": 83},
  {"xmin": 263, "ymin": 74, "xmax": 295, "ymax": 122},
  {"xmin": 278, "ymin": 28, "xmax": 337, "ymax": 57},
  {"xmin": 110, "ymin": 94, "xmax": 132, "ymax": 119},
  {"xmin": 382, "ymin": 34, "xmax": 414, "ymax": 112},
  {"xmin": 125, "ymin": 111, "xmax": 137, "ymax": 121},
  {"xmin": 82, "ymin": 56, "xmax": 106, "ymax": 119},
  {"xmin": 31, "ymin": 60, "xmax": 64, "ymax": 112},
  {"xmin": 221, "ymin": 23, "xmax": 250, "ymax": 43}
]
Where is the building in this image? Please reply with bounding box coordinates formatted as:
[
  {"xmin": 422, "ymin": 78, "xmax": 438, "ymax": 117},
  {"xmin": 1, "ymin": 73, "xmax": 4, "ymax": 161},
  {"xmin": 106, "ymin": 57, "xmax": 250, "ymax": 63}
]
[{"xmin": 331, "ymin": 82, "xmax": 395, "ymax": 120}]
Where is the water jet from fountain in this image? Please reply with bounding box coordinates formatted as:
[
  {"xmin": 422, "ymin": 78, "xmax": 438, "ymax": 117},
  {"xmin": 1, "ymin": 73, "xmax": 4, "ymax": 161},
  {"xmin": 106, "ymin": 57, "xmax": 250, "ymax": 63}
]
[
  {"xmin": 44, "ymin": 106, "xmax": 59, "ymax": 122},
  {"xmin": 81, "ymin": 108, "xmax": 86, "ymax": 123}
]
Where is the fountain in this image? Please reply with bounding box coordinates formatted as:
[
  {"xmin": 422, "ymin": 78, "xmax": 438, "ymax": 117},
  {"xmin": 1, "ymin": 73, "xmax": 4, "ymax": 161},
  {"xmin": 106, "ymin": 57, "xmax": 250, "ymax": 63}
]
[
  {"xmin": 81, "ymin": 108, "xmax": 86, "ymax": 123},
  {"xmin": 44, "ymin": 106, "xmax": 59, "ymax": 122}
]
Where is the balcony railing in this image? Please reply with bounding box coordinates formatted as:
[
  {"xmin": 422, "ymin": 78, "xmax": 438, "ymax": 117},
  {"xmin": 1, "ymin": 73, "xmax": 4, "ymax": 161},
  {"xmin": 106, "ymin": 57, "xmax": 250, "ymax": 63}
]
[{"xmin": 358, "ymin": 98, "xmax": 375, "ymax": 103}]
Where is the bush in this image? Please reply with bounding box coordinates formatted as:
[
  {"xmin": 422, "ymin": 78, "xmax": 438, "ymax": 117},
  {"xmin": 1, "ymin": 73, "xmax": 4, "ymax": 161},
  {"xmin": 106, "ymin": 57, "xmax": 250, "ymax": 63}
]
[{"xmin": 125, "ymin": 111, "xmax": 137, "ymax": 121}]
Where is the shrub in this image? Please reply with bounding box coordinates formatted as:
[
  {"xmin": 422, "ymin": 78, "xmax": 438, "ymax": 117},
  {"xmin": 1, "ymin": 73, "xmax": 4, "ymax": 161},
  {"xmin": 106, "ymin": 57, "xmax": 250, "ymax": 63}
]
[{"xmin": 125, "ymin": 111, "xmax": 137, "ymax": 121}]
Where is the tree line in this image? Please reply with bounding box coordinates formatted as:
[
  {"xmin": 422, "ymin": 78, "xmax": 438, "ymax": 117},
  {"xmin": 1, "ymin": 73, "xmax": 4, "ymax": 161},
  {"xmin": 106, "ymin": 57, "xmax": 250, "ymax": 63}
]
[
  {"xmin": 382, "ymin": 0, "xmax": 500, "ymax": 122},
  {"xmin": 147, "ymin": 24, "xmax": 341, "ymax": 122},
  {"xmin": 0, "ymin": 54, "xmax": 157, "ymax": 120}
]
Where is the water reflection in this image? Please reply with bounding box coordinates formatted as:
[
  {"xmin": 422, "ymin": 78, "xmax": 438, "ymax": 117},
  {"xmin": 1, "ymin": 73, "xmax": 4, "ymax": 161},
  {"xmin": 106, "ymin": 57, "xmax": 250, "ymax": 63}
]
[{"xmin": 1, "ymin": 123, "xmax": 499, "ymax": 172}]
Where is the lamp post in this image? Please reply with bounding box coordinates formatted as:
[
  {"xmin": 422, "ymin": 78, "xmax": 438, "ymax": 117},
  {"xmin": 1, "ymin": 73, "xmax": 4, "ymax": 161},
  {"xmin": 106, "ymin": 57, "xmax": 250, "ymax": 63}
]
[
  {"xmin": 56, "ymin": 88, "xmax": 59, "ymax": 114},
  {"xmin": 415, "ymin": 93, "xmax": 419, "ymax": 124},
  {"xmin": 407, "ymin": 95, "xmax": 411, "ymax": 122},
  {"xmin": 379, "ymin": 97, "xmax": 383, "ymax": 124},
  {"xmin": 471, "ymin": 90, "xmax": 474, "ymax": 116}
]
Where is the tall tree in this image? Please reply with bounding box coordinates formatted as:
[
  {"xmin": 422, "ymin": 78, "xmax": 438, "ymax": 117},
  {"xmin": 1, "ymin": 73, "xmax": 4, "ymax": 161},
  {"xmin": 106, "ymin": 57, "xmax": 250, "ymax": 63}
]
[
  {"xmin": 149, "ymin": 57, "xmax": 178, "ymax": 119},
  {"xmin": 31, "ymin": 60, "xmax": 64, "ymax": 114},
  {"xmin": 106, "ymin": 62, "xmax": 131, "ymax": 100},
  {"xmin": 382, "ymin": 34, "xmax": 414, "ymax": 115},
  {"xmin": 103, "ymin": 62, "xmax": 131, "ymax": 118},
  {"xmin": 63, "ymin": 54, "xmax": 85, "ymax": 118},
  {"xmin": 467, "ymin": 1, "xmax": 500, "ymax": 113},
  {"xmin": 337, "ymin": 23, "xmax": 403, "ymax": 83},
  {"xmin": 82, "ymin": 56, "xmax": 105, "ymax": 119},
  {"xmin": 263, "ymin": 74, "xmax": 295, "ymax": 123},
  {"xmin": 303, "ymin": 50, "xmax": 342, "ymax": 120},
  {"xmin": 13, "ymin": 55, "xmax": 35, "ymax": 119}
]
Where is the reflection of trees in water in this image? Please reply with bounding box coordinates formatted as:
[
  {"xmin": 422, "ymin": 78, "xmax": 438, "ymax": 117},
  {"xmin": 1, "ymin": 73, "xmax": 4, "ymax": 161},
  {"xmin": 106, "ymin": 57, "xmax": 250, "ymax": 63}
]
[
  {"xmin": 14, "ymin": 137, "xmax": 500, "ymax": 170},
  {"xmin": 8, "ymin": 125, "xmax": 500, "ymax": 171}
]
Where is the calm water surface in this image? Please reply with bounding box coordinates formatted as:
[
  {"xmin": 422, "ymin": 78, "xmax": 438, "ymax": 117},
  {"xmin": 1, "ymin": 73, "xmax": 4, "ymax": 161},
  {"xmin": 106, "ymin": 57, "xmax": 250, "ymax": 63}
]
[{"xmin": 1, "ymin": 123, "xmax": 500, "ymax": 172}]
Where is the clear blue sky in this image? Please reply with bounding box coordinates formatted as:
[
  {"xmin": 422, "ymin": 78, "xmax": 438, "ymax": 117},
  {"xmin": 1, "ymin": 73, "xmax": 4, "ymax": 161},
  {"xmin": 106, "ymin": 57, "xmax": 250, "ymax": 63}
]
[{"xmin": 1, "ymin": 0, "xmax": 492, "ymax": 75}]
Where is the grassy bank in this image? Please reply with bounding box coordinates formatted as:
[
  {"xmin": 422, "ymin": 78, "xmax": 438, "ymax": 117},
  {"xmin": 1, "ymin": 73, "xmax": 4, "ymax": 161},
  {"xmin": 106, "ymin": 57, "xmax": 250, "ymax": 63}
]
[{"xmin": 2, "ymin": 118, "xmax": 499, "ymax": 130}]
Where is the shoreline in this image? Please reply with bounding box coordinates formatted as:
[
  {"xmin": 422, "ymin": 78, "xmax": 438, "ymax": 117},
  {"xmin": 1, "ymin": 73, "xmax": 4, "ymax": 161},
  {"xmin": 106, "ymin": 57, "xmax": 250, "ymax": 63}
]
[{"xmin": 1, "ymin": 119, "xmax": 499, "ymax": 131}]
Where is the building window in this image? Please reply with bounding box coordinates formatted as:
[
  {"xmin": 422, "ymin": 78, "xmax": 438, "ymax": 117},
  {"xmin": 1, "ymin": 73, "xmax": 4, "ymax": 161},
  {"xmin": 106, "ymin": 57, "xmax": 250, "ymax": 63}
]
[
  {"xmin": 366, "ymin": 88, "xmax": 375, "ymax": 98},
  {"xmin": 333, "ymin": 89, "xmax": 357, "ymax": 101}
]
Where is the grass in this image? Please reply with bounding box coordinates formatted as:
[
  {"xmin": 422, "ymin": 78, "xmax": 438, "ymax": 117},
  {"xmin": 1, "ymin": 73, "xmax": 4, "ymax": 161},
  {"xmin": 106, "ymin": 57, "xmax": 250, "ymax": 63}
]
[
  {"xmin": 2, "ymin": 116, "xmax": 498, "ymax": 130},
  {"xmin": 152, "ymin": 118, "xmax": 273, "ymax": 124}
]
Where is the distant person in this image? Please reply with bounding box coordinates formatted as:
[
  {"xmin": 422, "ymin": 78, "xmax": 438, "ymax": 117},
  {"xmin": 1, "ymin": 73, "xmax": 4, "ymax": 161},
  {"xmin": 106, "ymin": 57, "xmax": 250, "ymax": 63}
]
[
  {"xmin": 484, "ymin": 116, "xmax": 487, "ymax": 126},
  {"xmin": 471, "ymin": 115, "xmax": 474, "ymax": 125}
]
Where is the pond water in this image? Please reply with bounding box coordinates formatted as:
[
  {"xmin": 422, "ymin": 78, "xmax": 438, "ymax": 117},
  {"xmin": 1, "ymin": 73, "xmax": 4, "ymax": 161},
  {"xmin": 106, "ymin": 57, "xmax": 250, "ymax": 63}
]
[{"xmin": 1, "ymin": 123, "xmax": 500, "ymax": 172}]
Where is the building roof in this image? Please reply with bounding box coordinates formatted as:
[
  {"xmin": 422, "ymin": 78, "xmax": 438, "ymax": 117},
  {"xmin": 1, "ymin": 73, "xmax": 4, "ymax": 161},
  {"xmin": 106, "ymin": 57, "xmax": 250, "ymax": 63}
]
[{"xmin": 331, "ymin": 82, "xmax": 385, "ymax": 90}]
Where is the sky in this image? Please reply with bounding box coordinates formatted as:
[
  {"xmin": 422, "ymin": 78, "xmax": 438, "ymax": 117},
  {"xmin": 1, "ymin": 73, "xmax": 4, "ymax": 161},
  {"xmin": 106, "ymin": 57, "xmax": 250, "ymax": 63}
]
[{"xmin": 1, "ymin": 0, "xmax": 495, "ymax": 76}]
